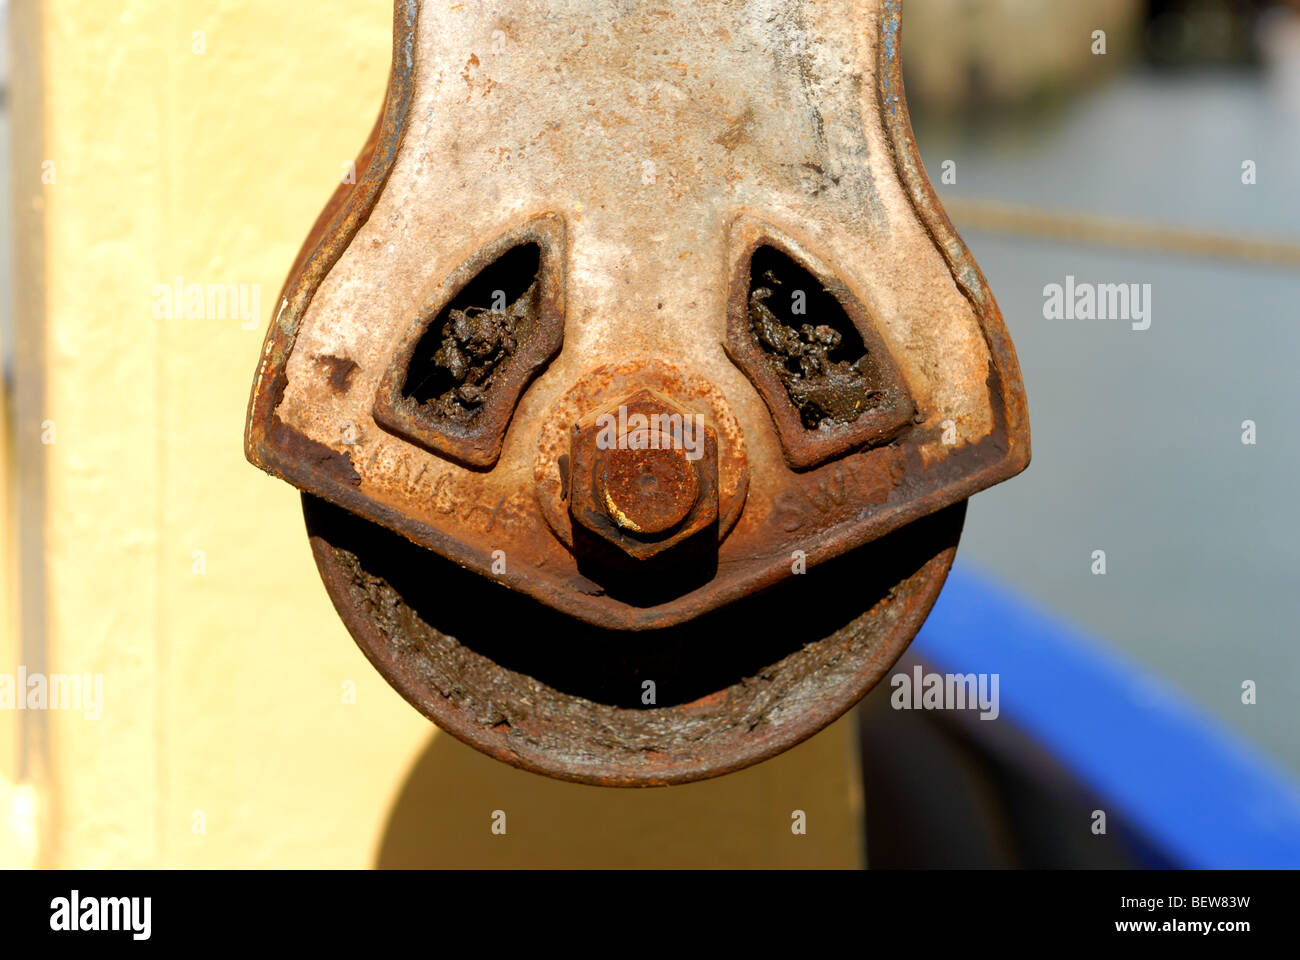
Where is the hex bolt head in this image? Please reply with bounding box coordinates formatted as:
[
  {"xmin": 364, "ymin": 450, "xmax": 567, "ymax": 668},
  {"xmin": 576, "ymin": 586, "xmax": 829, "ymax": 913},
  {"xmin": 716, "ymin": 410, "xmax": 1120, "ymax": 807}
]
[
  {"xmin": 568, "ymin": 389, "xmax": 719, "ymax": 561},
  {"xmin": 597, "ymin": 435, "xmax": 700, "ymax": 535}
]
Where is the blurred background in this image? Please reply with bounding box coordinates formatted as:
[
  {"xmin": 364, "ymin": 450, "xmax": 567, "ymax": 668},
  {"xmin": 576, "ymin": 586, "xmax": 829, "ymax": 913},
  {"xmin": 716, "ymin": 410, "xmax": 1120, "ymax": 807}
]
[
  {"xmin": 1, "ymin": 0, "xmax": 1298, "ymax": 868},
  {"xmin": 871, "ymin": 0, "xmax": 1300, "ymax": 866},
  {"xmin": 904, "ymin": 0, "xmax": 1300, "ymax": 775}
]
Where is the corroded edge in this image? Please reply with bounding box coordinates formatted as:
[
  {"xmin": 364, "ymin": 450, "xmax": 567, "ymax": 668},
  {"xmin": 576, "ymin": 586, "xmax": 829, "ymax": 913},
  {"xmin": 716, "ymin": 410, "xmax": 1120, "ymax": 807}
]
[
  {"xmin": 244, "ymin": 0, "xmax": 419, "ymax": 479},
  {"xmin": 877, "ymin": 0, "xmax": 1032, "ymax": 480}
]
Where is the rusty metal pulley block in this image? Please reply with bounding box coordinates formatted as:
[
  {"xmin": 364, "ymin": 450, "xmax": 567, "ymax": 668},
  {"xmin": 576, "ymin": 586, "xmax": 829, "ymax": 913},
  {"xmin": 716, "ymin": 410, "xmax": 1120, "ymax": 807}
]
[{"xmin": 245, "ymin": 0, "xmax": 1030, "ymax": 785}]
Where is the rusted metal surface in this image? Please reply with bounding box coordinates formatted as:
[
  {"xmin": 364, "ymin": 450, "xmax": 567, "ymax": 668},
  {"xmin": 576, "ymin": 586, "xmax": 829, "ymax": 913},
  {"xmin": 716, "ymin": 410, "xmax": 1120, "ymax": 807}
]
[
  {"xmin": 723, "ymin": 223, "xmax": 917, "ymax": 469},
  {"xmin": 306, "ymin": 492, "xmax": 965, "ymax": 785},
  {"xmin": 372, "ymin": 214, "xmax": 566, "ymax": 468},
  {"xmin": 569, "ymin": 389, "xmax": 720, "ymax": 561},
  {"xmin": 246, "ymin": 0, "xmax": 1030, "ymax": 785},
  {"xmin": 245, "ymin": 0, "xmax": 1029, "ymax": 631},
  {"xmin": 533, "ymin": 359, "xmax": 751, "ymax": 557}
]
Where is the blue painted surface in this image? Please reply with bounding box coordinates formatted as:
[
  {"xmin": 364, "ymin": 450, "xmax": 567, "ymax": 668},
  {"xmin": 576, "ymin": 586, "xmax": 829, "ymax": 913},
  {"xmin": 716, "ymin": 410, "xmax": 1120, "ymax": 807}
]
[{"xmin": 914, "ymin": 565, "xmax": 1300, "ymax": 869}]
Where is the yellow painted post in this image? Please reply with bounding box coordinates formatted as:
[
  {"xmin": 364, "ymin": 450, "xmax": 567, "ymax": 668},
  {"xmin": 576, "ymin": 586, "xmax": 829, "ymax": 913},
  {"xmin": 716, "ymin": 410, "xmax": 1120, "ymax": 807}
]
[{"xmin": 7, "ymin": 0, "xmax": 863, "ymax": 868}]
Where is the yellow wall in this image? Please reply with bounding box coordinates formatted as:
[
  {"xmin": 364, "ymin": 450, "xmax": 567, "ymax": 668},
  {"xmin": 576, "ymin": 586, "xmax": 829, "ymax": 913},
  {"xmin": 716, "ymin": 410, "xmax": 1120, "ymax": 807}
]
[{"xmin": 6, "ymin": 0, "xmax": 862, "ymax": 868}]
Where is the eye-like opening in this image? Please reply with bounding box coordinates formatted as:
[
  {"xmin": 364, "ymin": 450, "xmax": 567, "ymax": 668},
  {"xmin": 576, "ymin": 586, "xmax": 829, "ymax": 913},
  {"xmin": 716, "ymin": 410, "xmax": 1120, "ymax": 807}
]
[
  {"xmin": 402, "ymin": 243, "xmax": 542, "ymax": 423},
  {"xmin": 725, "ymin": 235, "xmax": 915, "ymax": 470},
  {"xmin": 373, "ymin": 215, "xmax": 565, "ymax": 469},
  {"xmin": 747, "ymin": 245, "xmax": 887, "ymax": 431}
]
